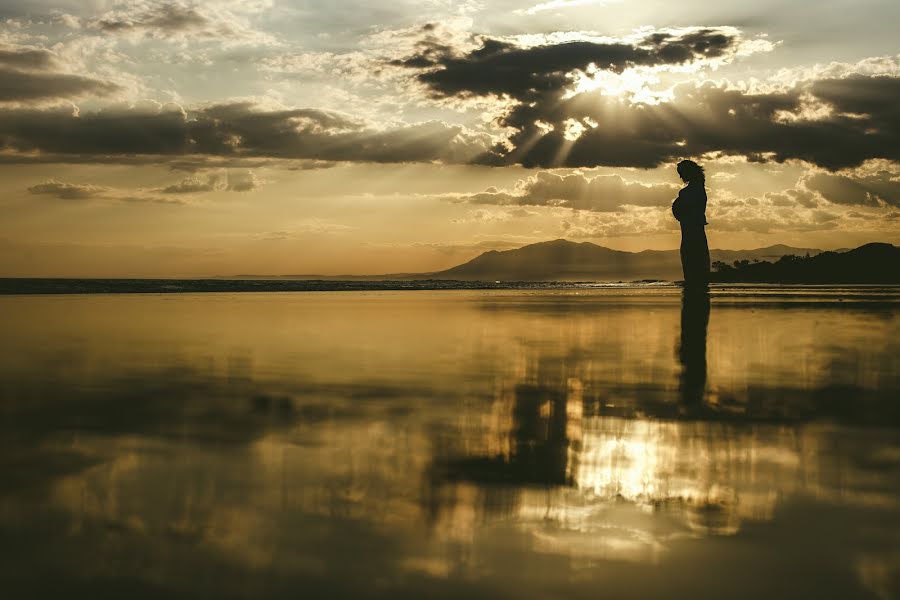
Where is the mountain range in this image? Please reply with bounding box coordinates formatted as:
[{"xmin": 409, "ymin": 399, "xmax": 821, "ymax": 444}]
[
  {"xmin": 229, "ymin": 239, "xmax": 897, "ymax": 283},
  {"xmin": 424, "ymin": 240, "xmax": 829, "ymax": 282}
]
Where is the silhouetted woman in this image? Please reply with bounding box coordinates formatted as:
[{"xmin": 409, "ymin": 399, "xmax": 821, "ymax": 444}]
[{"xmin": 671, "ymin": 159, "xmax": 710, "ymax": 288}]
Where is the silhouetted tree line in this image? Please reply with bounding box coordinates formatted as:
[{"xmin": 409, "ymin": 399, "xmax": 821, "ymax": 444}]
[{"xmin": 710, "ymin": 243, "xmax": 899, "ymax": 284}]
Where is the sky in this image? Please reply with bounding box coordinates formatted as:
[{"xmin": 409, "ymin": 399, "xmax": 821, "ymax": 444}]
[{"xmin": 0, "ymin": 0, "xmax": 898, "ymax": 276}]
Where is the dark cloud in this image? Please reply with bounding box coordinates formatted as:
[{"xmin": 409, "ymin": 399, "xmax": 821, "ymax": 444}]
[
  {"xmin": 0, "ymin": 106, "xmax": 193, "ymax": 154},
  {"xmin": 397, "ymin": 28, "xmax": 740, "ymax": 100},
  {"xmin": 643, "ymin": 29, "xmax": 735, "ymax": 63},
  {"xmin": 4, "ymin": 77, "xmax": 897, "ymax": 170},
  {"xmin": 805, "ymin": 169, "xmax": 900, "ymax": 207},
  {"xmin": 0, "ymin": 153, "xmax": 294, "ymax": 170},
  {"xmin": 0, "ymin": 67, "xmax": 120, "ymax": 102},
  {"xmin": 477, "ymin": 76, "xmax": 900, "ymax": 170},
  {"xmin": 0, "ymin": 43, "xmax": 120, "ymax": 103},
  {"xmin": 3, "ymin": 36, "xmax": 896, "ymax": 171},
  {"xmin": 810, "ymin": 75, "xmax": 900, "ymax": 123},
  {"xmin": 448, "ymin": 172, "xmax": 676, "ymax": 213},
  {"xmin": 0, "ymin": 102, "xmax": 487, "ymax": 164},
  {"xmin": 388, "ymin": 28, "xmax": 457, "ymax": 70},
  {"xmin": 392, "ymin": 27, "xmax": 899, "ymax": 170},
  {"xmin": 0, "ymin": 45, "xmax": 58, "ymax": 70}
]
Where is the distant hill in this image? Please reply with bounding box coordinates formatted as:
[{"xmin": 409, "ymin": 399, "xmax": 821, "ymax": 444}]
[
  {"xmin": 423, "ymin": 239, "xmax": 827, "ymax": 282},
  {"xmin": 221, "ymin": 240, "xmax": 893, "ymax": 283},
  {"xmin": 711, "ymin": 242, "xmax": 900, "ymax": 284}
]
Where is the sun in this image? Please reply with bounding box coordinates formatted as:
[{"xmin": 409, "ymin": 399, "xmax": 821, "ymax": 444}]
[{"xmin": 568, "ymin": 66, "xmax": 671, "ymax": 105}]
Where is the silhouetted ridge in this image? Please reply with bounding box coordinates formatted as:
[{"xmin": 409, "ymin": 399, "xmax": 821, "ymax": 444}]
[
  {"xmin": 436, "ymin": 239, "xmax": 637, "ymax": 281},
  {"xmin": 712, "ymin": 242, "xmax": 900, "ymax": 283},
  {"xmin": 430, "ymin": 239, "xmax": 829, "ymax": 282}
]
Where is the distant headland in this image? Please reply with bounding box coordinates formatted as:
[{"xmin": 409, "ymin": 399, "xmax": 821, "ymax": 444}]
[{"xmin": 710, "ymin": 242, "xmax": 899, "ymax": 284}]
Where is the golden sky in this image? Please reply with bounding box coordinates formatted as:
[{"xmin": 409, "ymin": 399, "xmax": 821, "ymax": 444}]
[{"xmin": 0, "ymin": 0, "xmax": 898, "ymax": 276}]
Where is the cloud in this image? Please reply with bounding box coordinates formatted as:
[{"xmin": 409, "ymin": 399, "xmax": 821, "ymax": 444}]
[
  {"xmin": 94, "ymin": 3, "xmax": 208, "ymax": 34},
  {"xmin": 293, "ymin": 219, "xmax": 356, "ymax": 234},
  {"xmin": 558, "ymin": 208, "xmax": 673, "ymax": 238},
  {"xmin": 255, "ymin": 219, "xmax": 357, "ymax": 238},
  {"xmin": 117, "ymin": 195, "xmax": 188, "ymax": 205},
  {"xmin": 160, "ymin": 174, "xmax": 219, "ymax": 194},
  {"xmin": 516, "ymin": 0, "xmax": 620, "ymax": 16},
  {"xmin": 3, "ymin": 74, "xmax": 897, "ymax": 170},
  {"xmin": 553, "ymin": 192, "xmax": 864, "ymax": 238},
  {"xmin": 226, "ymin": 170, "xmax": 259, "ymax": 192},
  {"xmin": 90, "ymin": 1, "xmax": 279, "ymax": 46},
  {"xmin": 159, "ymin": 170, "xmax": 261, "ymax": 193},
  {"xmin": 2, "ymin": 22, "xmax": 896, "ymax": 172},
  {"xmin": 406, "ymin": 239, "xmax": 528, "ymax": 256},
  {"xmin": 451, "ymin": 207, "xmax": 539, "ymax": 223},
  {"xmin": 0, "ymin": 153, "xmax": 306, "ymax": 171},
  {"xmin": 447, "ymin": 172, "xmax": 677, "ymax": 213},
  {"xmin": 478, "ymin": 74, "xmax": 900, "ymax": 170},
  {"xmin": 700, "ymin": 185, "xmax": 896, "ymax": 234},
  {"xmin": 391, "ymin": 26, "xmax": 897, "ymax": 171},
  {"xmin": 27, "ymin": 180, "xmax": 110, "ymax": 200},
  {"xmin": 0, "ymin": 68, "xmax": 120, "ymax": 103},
  {"xmin": 0, "ymin": 45, "xmax": 58, "ymax": 70},
  {"xmin": 55, "ymin": 13, "xmax": 82, "ymax": 29},
  {"xmin": 0, "ymin": 102, "xmax": 489, "ymax": 164},
  {"xmin": 804, "ymin": 168, "xmax": 900, "ymax": 207},
  {"xmin": 395, "ymin": 27, "xmax": 744, "ymax": 101},
  {"xmin": 0, "ymin": 43, "xmax": 121, "ymax": 103},
  {"xmin": 27, "ymin": 179, "xmax": 184, "ymax": 204},
  {"xmin": 764, "ymin": 188, "xmax": 818, "ymax": 208},
  {"xmin": 447, "ymin": 168, "xmax": 900, "ymax": 237}
]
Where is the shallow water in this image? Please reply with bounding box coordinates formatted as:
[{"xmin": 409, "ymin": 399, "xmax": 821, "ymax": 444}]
[{"xmin": 1, "ymin": 288, "xmax": 898, "ymax": 599}]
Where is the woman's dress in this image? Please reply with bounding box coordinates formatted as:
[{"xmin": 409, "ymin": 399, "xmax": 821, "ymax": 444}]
[{"xmin": 672, "ymin": 183, "xmax": 710, "ymax": 288}]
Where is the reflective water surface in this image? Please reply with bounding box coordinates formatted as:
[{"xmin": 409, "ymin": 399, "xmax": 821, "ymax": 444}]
[{"xmin": 1, "ymin": 288, "xmax": 898, "ymax": 599}]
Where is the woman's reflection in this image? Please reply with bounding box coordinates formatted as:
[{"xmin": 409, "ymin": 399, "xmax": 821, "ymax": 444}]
[{"xmin": 678, "ymin": 289, "xmax": 711, "ymax": 410}]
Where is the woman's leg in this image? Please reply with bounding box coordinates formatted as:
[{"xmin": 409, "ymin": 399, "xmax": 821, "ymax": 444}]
[
  {"xmin": 696, "ymin": 229, "xmax": 710, "ymax": 286},
  {"xmin": 682, "ymin": 229, "xmax": 709, "ymax": 288}
]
